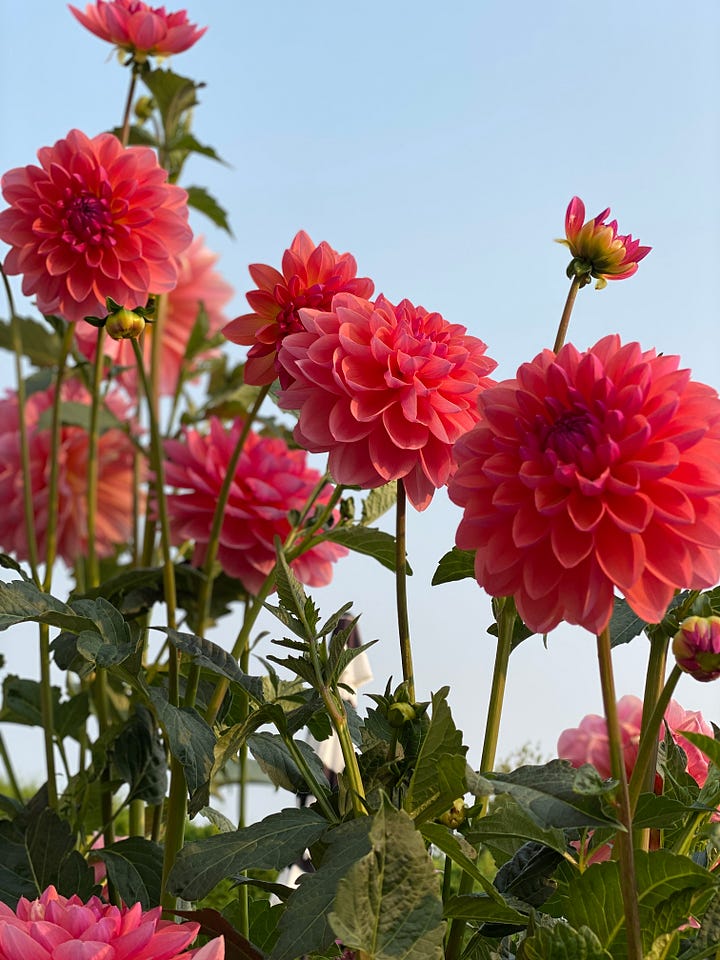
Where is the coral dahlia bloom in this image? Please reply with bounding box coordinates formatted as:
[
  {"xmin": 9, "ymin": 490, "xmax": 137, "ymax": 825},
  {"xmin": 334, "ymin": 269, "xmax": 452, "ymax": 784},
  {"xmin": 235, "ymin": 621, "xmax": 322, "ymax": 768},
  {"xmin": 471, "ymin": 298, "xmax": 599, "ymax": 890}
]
[
  {"xmin": 223, "ymin": 230, "xmax": 374, "ymax": 386},
  {"xmin": 558, "ymin": 196, "xmax": 651, "ymax": 289},
  {"xmin": 672, "ymin": 615, "xmax": 720, "ymax": 682},
  {"xmin": 69, "ymin": 0, "xmax": 207, "ymax": 59},
  {"xmin": 278, "ymin": 293, "xmax": 497, "ymax": 511},
  {"xmin": 0, "ymin": 380, "xmax": 139, "ymax": 566},
  {"xmin": 164, "ymin": 418, "xmax": 348, "ymax": 593},
  {"xmin": 0, "ymin": 885, "xmax": 223, "ymax": 960},
  {"xmin": 450, "ymin": 335, "xmax": 720, "ymax": 634},
  {"xmin": 558, "ymin": 694, "xmax": 713, "ymax": 788},
  {"xmin": 76, "ymin": 236, "xmax": 233, "ymax": 396},
  {"xmin": 0, "ymin": 129, "xmax": 192, "ymax": 324}
]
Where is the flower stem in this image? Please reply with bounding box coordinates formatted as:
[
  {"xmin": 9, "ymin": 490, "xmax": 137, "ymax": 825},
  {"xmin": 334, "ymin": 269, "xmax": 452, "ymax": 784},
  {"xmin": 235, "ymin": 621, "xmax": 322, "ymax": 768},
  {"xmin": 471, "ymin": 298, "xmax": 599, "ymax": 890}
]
[
  {"xmin": 553, "ymin": 275, "xmax": 581, "ymax": 353},
  {"xmin": 445, "ymin": 596, "xmax": 516, "ymax": 960},
  {"xmin": 0, "ymin": 732, "xmax": 22, "ymax": 802},
  {"xmin": 596, "ymin": 626, "xmax": 642, "ymax": 960},
  {"xmin": 634, "ymin": 629, "xmax": 670, "ymax": 850},
  {"xmin": 86, "ymin": 327, "xmax": 106, "ymax": 589},
  {"xmin": 628, "ymin": 664, "xmax": 682, "ymax": 814},
  {"xmin": 120, "ymin": 65, "xmax": 139, "ymax": 147},
  {"xmin": 395, "ymin": 479, "xmax": 414, "ymax": 702}
]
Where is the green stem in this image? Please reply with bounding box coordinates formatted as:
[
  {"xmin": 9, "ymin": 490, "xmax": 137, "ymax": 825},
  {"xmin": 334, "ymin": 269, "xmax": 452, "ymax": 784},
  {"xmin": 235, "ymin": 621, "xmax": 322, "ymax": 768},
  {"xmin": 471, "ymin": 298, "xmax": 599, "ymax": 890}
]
[
  {"xmin": 553, "ymin": 275, "xmax": 581, "ymax": 353},
  {"xmin": 445, "ymin": 596, "xmax": 516, "ymax": 960},
  {"xmin": 94, "ymin": 667, "xmax": 115, "ymax": 849},
  {"xmin": 628, "ymin": 665, "xmax": 682, "ymax": 814},
  {"xmin": 0, "ymin": 732, "xmax": 22, "ymax": 801},
  {"xmin": 120, "ymin": 65, "xmax": 139, "ymax": 147},
  {"xmin": 129, "ymin": 799, "xmax": 145, "ymax": 837},
  {"xmin": 634, "ymin": 631, "xmax": 669, "ymax": 850},
  {"xmin": 86, "ymin": 328, "xmax": 106, "ymax": 589},
  {"xmin": 395, "ymin": 480, "xmax": 414, "ymax": 702},
  {"xmin": 283, "ymin": 734, "xmax": 337, "ymax": 823},
  {"xmin": 596, "ymin": 626, "xmax": 642, "ymax": 960}
]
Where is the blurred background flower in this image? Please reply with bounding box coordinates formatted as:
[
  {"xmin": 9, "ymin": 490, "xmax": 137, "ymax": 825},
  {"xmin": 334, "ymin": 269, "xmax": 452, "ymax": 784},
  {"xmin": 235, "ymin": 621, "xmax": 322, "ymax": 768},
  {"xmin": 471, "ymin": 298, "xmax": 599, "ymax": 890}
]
[{"xmin": 69, "ymin": 0, "xmax": 207, "ymax": 60}]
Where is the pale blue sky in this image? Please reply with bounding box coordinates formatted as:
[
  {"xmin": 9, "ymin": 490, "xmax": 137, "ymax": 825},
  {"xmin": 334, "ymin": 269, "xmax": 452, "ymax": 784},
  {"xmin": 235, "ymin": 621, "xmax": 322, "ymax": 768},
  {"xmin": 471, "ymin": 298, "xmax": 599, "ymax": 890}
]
[{"xmin": 0, "ymin": 2, "xmax": 718, "ymax": 817}]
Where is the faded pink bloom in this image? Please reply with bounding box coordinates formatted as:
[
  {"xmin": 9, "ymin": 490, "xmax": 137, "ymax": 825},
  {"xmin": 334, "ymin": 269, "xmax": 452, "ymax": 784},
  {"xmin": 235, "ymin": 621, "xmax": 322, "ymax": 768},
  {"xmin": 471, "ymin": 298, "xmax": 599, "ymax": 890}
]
[
  {"xmin": 223, "ymin": 231, "xmax": 374, "ymax": 386},
  {"xmin": 0, "ymin": 885, "xmax": 223, "ymax": 959},
  {"xmin": 0, "ymin": 129, "xmax": 192, "ymax": 324},
  {"xmin": 0, "ymin": 380, "xmax": 139, "ymax": 566},
  {"xmin": 76, "ymin": 236, "xmax": 233, "ymax": 396},
  {"xmin": 450, "ymin": 335, "xmax": 720, "ymax": 634},
  {"xmin": 69, "ymin": 0, "xmax": 207, "ymax": 59},
  {"xmin": 558, "ymin": 196, "xmax": 651, "ymax": 289},
  {"xmin": 278, "ymin": 293, "xmax": 497, "ymax": 511},
  {"xmin": 672, "ymin": 616, "xmax": 720, "ymax": 683},
  {"xmin": 558, "ymin": 694, "xmax": 713, "ymax": 788},
  {"xmin": 164, "ymin": 418, "xmax": 348, "ymax": 593}
]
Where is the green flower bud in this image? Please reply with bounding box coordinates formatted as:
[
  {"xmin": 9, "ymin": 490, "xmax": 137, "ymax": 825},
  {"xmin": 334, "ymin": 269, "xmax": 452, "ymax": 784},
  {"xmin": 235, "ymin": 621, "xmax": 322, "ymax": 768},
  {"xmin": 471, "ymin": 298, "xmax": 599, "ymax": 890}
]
[{"xmin": 106, "ymin": 306, "xmax": 146, "ymax": 341}]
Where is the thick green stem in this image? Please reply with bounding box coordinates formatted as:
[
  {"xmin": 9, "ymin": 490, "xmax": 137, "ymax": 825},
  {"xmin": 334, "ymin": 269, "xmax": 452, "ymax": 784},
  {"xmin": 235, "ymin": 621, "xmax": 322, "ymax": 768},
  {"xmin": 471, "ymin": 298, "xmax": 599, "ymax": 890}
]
[
  {"xmin": 86, "ymin": 328, "xmax": 106, "ymax": 589},
  {"xmin": 129, "ymin": 799, "xmax": 145, "ymax": 837},
  {"xmin": 596, "ymin": 626, "xmax": 642, "ymax": 960},
  {"xmin": 553, "ymin": 275, "xmax": 581, "ymax": 353},
  {"xmin": 94, "ymin": 668, "xmax": 115, "ymax": 848},
  {"xmin": 445, "ymin": 597, "xmax": 516, "ymax": 960},
  {"xmin": 629, "ymin": 665, "xmax": 682, "ymax": 814},
  {"xmin": 283, "ymin": 734, "xmax": 337, "ymax": 823},
  {"xmin": 0, "ymin": 732, "xmax": 22, "ymax": 801},
  {"xmin": 120, "ymin": 66, "xmax": 139, "ymax": 147},
  {"xmin": 395, "ymin": 480, "xmax": 414, "ymax": 702}
]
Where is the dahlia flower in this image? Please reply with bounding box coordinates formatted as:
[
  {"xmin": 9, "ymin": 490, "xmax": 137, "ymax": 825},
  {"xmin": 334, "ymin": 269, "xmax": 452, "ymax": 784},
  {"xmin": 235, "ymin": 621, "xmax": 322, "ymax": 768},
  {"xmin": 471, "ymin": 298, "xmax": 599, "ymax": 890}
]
[
  {"xmin": 76, "ymin": 236, "xmax": 233, "ymax": 396},
  {"xmin": 69, "ymin": 0, "xmax": 207, "ymax": 60},
  {"xmin": 0, "ymin": 380, "xmax": 138, "ymax": 566},
  {"xmin": 164, "ymin": 418, "xmax": 348, "ymax": 593},
  {"xmin": 0, "ymin": 885, "xmax": 223, "ymax": 960},
  {"xmin": 450, "ymin": 334, "xmax": 720, "ymax": 634},
  {"xmin": 558, "ymin": 694, "xmax": 713, "ymax": 788},
  {"xmin": 558, "ymin": 196, "xmax": 651, "ymax": 289},
  {"xmin": 673, "ymin": 616, "xmax": 720, "ymax": 683},
  {"xmin": 223, "ymin": 230, "xmax": 374, "ymax": 386},
  {"xmin": 0, "ymin": 129, "xmax": 192, "ymax": 324},
  {"xmin": 278, "ymin": 293, "xmax": 497, "ymax": 511}
]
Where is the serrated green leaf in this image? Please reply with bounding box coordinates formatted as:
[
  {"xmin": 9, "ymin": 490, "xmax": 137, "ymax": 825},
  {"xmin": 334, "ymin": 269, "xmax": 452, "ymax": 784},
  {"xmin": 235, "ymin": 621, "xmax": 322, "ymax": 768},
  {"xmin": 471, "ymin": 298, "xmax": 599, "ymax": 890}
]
[
  {"xmin": 186, "ymin": 185, "xmax": 233, "ymax": 234},
  {"xmin": 156, "ymin": 627, "xmax": 264, "ymax": 702},
  {"xmin": 329, "ymin": 800, "xmax": 445, "ymax": 960},
  {"xmin": 405, "ymin": 686, "xmax": 468, "ymax": 824},
  {"xmin": 170, "ymin": 133, "xmax": 228, "ymax": 165},
  {"xmin": 1, "ymin": 676, "xmax": 60, "ymax": 728},
  {"xmin": 247, "ymin": 731, "xmax": 330, "ymax": 794},
  {"xmin": 442, "ymin": 894, "xmax": 528, "ymax": 924},
  {"xmin": 431, "ymin": 547, "xmax": 476, "ymax": 586},
  {"xmin": 608, "ymin": 597, "xmax": 649, "ymax": 647},
  {"xmin": 112, "ymin": 706, "xmax": 167, "ymax": 805},
  {"xmin": 517, "ymin": 917, "xmax": 612, "ymax": 959},
  {"xmin": 324, "ymin": 525, "xmax": 411, "ymax": 574},
  {"xmin": 0, "ymin": 554, "xmax": 31, "ymax": 581},
  {"xmin": 0, "ymin": 580, "xmax": 96, "ymax": 634},
  {"xmin": 361, "ymin": 483, "xmax": 397, "ymax": 524},
  {"xmin": 0, "ymin": 821, "xmax": 37, "ymax": 907},
  {"xmin": 420, "ymin": 822, "xmax": 505, "ymax": 903},
  {"xmin": 273, "ymin": 547, "xmax": 318, "ymax": 637},
  {"xmin": 37, "ymin": 400, "xmax": 125, "ymax": 434},
  {"xmin": 93, "ymin": 838, "xmax": 163, "ymax": 910},
  {"xmin": 168, "ymin": 807, "xmax": 329, "ymax": 901},
  {"xmin": 0, "ymin": 316, "xmax": 63, "ymax": 366},
  {"xmin": 26, "ymin": 808, "xmax": 76, "ymax": 893}
]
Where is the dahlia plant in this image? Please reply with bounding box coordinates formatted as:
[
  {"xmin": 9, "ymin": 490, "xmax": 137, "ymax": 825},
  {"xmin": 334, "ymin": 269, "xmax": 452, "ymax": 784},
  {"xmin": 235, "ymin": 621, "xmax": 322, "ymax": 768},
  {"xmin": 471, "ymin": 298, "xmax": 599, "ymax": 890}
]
[{"xmin": 0, "ymin": 6, "xmax": 717, "ymax": 960}]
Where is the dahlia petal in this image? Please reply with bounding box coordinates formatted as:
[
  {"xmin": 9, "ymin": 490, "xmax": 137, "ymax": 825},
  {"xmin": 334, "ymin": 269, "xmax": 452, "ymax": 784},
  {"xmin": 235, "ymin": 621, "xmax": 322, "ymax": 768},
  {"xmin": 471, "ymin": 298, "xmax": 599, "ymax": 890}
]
[
  {"xmin": 549, "ymin": 512, "xmax": 594, "ymax": 568},
  {"xmin": 595, "ymin": 520, "xmax": 645, "ymax": 590},
  {"xmin": 623, "ymin": 571, "xmax": 676, "ymax": 625},
  {"xmin": 603, "ymin": 492, "xmax": 652, "ymax": 533}
]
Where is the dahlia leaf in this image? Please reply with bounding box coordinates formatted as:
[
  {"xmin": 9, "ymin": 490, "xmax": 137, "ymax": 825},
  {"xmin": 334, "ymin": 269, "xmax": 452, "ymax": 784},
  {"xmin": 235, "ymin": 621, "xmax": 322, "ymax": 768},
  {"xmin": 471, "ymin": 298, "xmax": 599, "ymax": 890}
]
[
  {"xmin": 212, "ymin": 704, "xmax": 289, "ymax": 777},
  {"xmin": 112, "ymin": 706, "xmax": 168, "ymax": 805},
  {"xmin": 56, "ymin": 849, "xmax": 99, "ymax": 901},
  {"xmin": 168, "ymin": 807, "xmax": 329, "ymax": 901},
  {"xmin": 186, "ymin": 185, "xmax": 233, "ymax": 235},
  {"xmin": 1, "ymin": 675, "xmax": 60, "ymax": 729},
  {"xmin": 0, "ymin": 553, "xmax": 31, "ymax": 582},
  {"xmin": 324, "ymin": 525, "xmax": 412, "ymax": 574},
  {"xmin": 36, "ymin": 400, "xmax": 126, "ymax": 435},
  {"xmin": 547, "ymin": 850, "xmax": 715, "ymax": 956},
  {"xmin": 420, "ymin": 822, "xmax": 505, "ymax": 904},
  {"xmin": 490, "ymin": 840, "xmax": 565, "ymax": 915},
  {"xmin": 271, "ymin": 816, "xmax": 374, "ymax": 960},
  {"xmin": 26, "ymin": 807, "xmax": 76, "ymax": 893},
  {"xmin": 247, "ymin": 731, "xmax": 331, "ymax": 794},
  {"xmin": 141, "ymin": 66, "xmax": 201, "ymax": 130},
  {"xmin": 148, "ymin": 690, "xmax": 215, "ymax": 816},
  {"xmin": 687, "ymin": 888, "xmax": 720, "ymax": 958},
  {"xmin": 361, "ymin": 482, "xmax": 397, "ymax": 525},
  {"xmin": 679, "ymin": 730, "xmax": 720, "ymax": 772},
  {"xmin": 0, "ymin": 821, "xmax": 37, "ymax": 907},
  {"xmin": 157, "ymin": 627, "xmax": 264, "ymax": 703},
  {"xmin": 0, "ymin": 580, "xmax": 97, "ymax": 635},
  {"xmin": 0, "ymin": 316, "xmax": 63, "ymax": 367},
  {"xmin": 431, "ymin": 546, "xmax": 475, "ymax": 585},
  {"xmin": 328, "ymin": 800, "xmax": 445, "ymax": 960},
  {"xmin": 172, "ymin": 133, "xmax": 228, "ymax": 166},
  {"xmin": 441, "ymin": 895, "xmax": 530, "ymax": 924},
  {"xmin": 404, "ymin": 687, "xmax": 468, "ymax": 825},
  {"xmin": 477, "ymin": 760, "xmax": 622, "ymax": 830},
  {"xmin": 273, "ymin": 547, "xmax": 319, "ymax": 636},
  {"xmin": 463, "ymin": 794, "xmax": 568, "ymax": 862},
  {"xmin": 93, "ymin": 837, "xmax": 164, "ymax": 910},
  {"xmin": 515, "ymin": 916, "xmax": 612, "ymax": 959}
]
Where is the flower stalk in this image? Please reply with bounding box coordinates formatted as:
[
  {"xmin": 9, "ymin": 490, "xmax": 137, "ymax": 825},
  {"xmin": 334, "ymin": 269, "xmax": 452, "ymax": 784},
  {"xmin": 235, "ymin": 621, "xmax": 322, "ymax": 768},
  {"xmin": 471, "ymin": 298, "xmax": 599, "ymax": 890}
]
[
  {"xmin": 553, "ymin": 275, "xmax": 581, "ymax": 353},
  {"xmin": 395, "ymin": 479, "xmax": 414, "ymax": 703}
]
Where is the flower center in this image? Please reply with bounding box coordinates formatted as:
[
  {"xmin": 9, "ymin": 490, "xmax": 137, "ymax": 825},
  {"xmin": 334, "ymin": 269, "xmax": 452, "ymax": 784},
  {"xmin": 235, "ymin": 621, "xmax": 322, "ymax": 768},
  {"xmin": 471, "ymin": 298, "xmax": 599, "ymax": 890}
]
[
  {"xmin": 62, "ymin": 191, "xmax": 114, "ymax": 251},
  {"xmin": 546, "ymin": 410, "xmax": 598, "ymax": 462}
]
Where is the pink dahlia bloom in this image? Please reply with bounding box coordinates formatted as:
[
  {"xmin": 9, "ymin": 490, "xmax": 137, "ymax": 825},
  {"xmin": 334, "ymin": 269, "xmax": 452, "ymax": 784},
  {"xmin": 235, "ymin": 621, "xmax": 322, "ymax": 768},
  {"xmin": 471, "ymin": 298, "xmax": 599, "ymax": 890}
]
[
  {"xmin": 672, "ymin": 615, "xmax": 720, "ymax": 683},
  {"xmin": 278, "ymin": 293, "xmax": 497, "ymax": 511},
  {"xmin": 76, "ymin": 236, "xmax": 233, "ymax": 396},
  {"xmin": 0, "ymin": 885, "xmax": 224, "ymax": 959},
  {"xmin": 450, "ymin": 334, "xmax": 720, "ymax": 634},
  {"xmin": 69, "ymin": 1, "xmax": 207, "ymax": 59},
  {"xmin": 223, "ymin": 230, "xmax": 375, "ymax": 386},
  {"xmin": 558, "ymin": 694, "xmax": 713, "ymax": 788},
  {"xmin": 0, "ymin": 380, "xmax": 139, "ymax": 566},
  {"xmin": 0, "ymin": 129, "xmax": 192, "ymax": 324},
  {"xmin": 559, "ymin": 196, "xmax": 651, "ymax": 289},
  {"xmin": 164, "ymin": 418, "xmax": 348, "ymax": 593}
]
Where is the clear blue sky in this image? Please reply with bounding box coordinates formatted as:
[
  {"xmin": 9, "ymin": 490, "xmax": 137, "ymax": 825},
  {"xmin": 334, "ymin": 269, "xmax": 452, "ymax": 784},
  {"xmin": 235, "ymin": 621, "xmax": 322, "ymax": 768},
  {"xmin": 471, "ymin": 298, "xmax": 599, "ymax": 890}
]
[{"xmin": 1, "ymin": 1, "xmax": 719, "ymax": 818}]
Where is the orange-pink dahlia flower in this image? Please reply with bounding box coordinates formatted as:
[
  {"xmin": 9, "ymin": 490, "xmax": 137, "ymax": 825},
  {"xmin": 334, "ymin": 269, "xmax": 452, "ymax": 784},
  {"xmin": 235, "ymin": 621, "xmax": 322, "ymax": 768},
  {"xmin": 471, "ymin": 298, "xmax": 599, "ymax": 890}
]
[
  {"xmin": 450, "ymin": 335, "xmax": 720, "ymax": 634},
  {"xmin": 277, "ymin": 292, "xmax": 497, "ymax": 511},
  {"xmin": 558, "ymin": 196, "xmax": 651, "ymax": 289},
  {"xmin": 223, "ymin": 231, "xmax": 375, "ymax": 386},
  {"xmin": 0, "ymin": 380, "xmax": 139, "ymax": 566},
  {"xmin": 76, "ymin": 236, "xmax": 233, "ymax": 396},
  {"xmin": 69, "ymin": 0, "xmax": 207, "ymax": 59},
  {"xmin": 0, "ymin": 885, "xmax": 223, "ymax": 960},
  {"xmin": 164, "ymin": 418, "xmax": 348, "ymax": 593},
  {"xmin": 672, "ymin": 615, "xmax": 720, "ymax": 682},
  {"xmin": 558, "ymin": 694, "xmax": 713, "ymax": 788},
  {"xmin": 0, "ymin": 129, "xmax": 192, "ymax": 324}
]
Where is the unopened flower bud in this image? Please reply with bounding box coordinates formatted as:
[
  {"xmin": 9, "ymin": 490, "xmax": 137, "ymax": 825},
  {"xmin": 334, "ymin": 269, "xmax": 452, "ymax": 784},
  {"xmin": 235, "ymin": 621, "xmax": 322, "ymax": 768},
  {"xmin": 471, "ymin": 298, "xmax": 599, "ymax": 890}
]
[
  {"xmin": 387, "ymin": 702, "xmax": 416, "ymax": 727},
  {"xmin": 438, "ymin": 798, "xmax": 466, "ymax": 829},
  {"xmin": 672, "ymin": 615, "xmax": 720, "ymax": 682},
  {"xmin": 135, "ymin": 96, "xmax": 155, "ymax": 121},
  {"xmin": 106, "ymin": 306, "xmax": 146, "ymax": 341}
]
